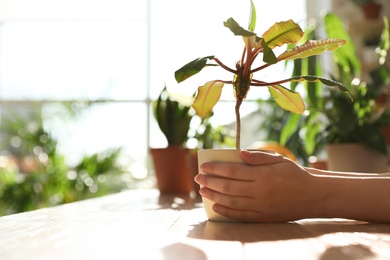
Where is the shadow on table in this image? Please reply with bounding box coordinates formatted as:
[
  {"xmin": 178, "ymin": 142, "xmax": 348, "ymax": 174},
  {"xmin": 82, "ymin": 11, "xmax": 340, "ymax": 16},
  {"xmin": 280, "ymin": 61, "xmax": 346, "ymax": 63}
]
[
  {"xmin": 160, "ymin": 242, "xmax": 207, "ymax": 260},
  {"xmin": 187, "ymin": 220, "xmax": 390, "ymax": 242},
  {"xmin": 186, "ymin": 220, "xmax": 390, "ymax": 258},
  {"xmin": 320, "ymin": 244, "xmax": 375, "ymax": 260}
]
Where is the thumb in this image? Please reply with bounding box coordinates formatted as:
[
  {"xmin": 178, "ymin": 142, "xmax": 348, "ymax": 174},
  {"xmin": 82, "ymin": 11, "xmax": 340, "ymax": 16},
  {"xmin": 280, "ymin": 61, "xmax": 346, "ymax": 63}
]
[{"xmin": 240, "ymin": 149, "xmax": 285, "ymax": 166}]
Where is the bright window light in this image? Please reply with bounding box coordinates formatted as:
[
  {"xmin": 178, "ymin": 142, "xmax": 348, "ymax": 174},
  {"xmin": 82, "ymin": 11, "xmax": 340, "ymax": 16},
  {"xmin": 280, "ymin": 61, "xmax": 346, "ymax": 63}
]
[{"xmin": 0, "ymin": 0, "xmax": 306, "ymax": 167}]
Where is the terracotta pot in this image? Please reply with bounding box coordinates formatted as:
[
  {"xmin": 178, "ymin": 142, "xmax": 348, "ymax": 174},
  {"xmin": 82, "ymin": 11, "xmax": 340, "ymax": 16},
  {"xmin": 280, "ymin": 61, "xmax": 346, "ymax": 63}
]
[
  {"xmin": 381, "ymin": 127, "xmax": 390, "ymax": 164},
  {"xmin": 381, "ymin": 127, "xmax": 390, "ymax": 144},
  {"xmin": 327, "ymin": 143, "xmax": 388, "ymax": 173},
  {"xmin": 150, "ymin": 146, "xmax": 194, "ymax": 195},
  {"xmin": 189, "ymin": 151, "xmax": 201, "ymax": 198},
  {"xmin": 197, "ymin": 149, "xmax": 245, "ymax": 222},
  {"xmin": 361, "ymin": 3, "xmax": 382, "ymax": 20}
]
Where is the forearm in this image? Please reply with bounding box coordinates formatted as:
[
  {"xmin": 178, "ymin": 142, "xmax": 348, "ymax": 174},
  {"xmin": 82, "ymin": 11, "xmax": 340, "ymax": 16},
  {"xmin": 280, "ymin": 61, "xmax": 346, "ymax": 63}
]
[
  {"xmin": 310, "ymin": 173, "xmax": 390, "ymax": 223},
  {"xmin": 306, "ymin": 166, "xmax": 390, "ymax": 178}
]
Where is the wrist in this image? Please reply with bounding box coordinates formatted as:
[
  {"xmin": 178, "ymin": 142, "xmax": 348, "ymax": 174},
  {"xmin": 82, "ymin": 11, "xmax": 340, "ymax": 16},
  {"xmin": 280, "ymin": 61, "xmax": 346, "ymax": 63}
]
[{"xmin": 302, "ymin": 173, "xmax": 333, "ymax": 219}]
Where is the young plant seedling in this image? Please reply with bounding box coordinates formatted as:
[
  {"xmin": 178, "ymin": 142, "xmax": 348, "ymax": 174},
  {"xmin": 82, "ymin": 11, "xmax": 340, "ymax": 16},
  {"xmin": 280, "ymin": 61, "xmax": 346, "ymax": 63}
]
[{"xmin": 175, "ymin": 1, "xmax": 349, "ymax": 149}]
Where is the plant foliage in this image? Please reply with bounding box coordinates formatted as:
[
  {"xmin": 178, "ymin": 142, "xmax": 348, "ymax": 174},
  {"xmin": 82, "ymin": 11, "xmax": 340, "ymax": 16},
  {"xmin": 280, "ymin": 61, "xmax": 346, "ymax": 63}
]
[
  {"xmin": 0, "ymin": 105, "xmax": 138, "ymax": 216},
  {"xmin": 153, "ymin": 87, "xmax": 193, "ymax": 146},
  {"xmin": 175, "ymin": 0, "xmax": 348, "ymax": 149},
  {"xmin": 282, "ymin": 13, "xmax": 390, "ymax": 156}
]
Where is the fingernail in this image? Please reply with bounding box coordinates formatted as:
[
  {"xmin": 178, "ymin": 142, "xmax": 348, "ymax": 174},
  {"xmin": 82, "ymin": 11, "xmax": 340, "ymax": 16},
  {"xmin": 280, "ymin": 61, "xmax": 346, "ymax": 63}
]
[
  {"xmin": 194, "ymin": 174, "xmax": 202, "ymax": 184},
  {"xmin": 200, "ymin": 162, "xmax": 207, "ymax": 171},
  {"xmin": 199, "ymin": 187, "xmax": 207, "ymax": 197}
]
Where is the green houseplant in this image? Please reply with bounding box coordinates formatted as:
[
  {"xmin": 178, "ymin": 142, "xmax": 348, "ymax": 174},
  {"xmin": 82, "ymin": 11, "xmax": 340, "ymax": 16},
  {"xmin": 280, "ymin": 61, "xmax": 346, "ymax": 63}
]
[
  {"xmin": 0, "ymin": 105, "xmax": 131, "ymax": 216},
  {"xmin": 150, "ymin": 87, "xmax": 195, "ymax": 194},
  {"xmin": 174, "ymin": 1, "xmax": 348, "ymax": 221},
  {"xmin": 321, "ymin": 14, "xmax": 390, "ymax": 172},
  {"xmin": 282, "ymin": 13, "xmax": 390, "ymax": 172}
]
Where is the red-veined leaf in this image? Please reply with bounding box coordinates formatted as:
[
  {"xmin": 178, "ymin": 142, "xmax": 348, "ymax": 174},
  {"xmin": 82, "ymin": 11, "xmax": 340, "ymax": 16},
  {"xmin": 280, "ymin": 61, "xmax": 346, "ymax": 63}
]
[
  {"xmin": 193, "ymin": 81, "xmax": 224, "ymax": 117},
  {"xmin": 262, "ymin": 20, "xmax": 304, "ymax": 49},
  {"xmin": 277, "ymin": 39, "xmax": 346, "ymax": 61},
  {"xmin": 268, "ymin": 85, "xmax": 305, "ymax": 114}
]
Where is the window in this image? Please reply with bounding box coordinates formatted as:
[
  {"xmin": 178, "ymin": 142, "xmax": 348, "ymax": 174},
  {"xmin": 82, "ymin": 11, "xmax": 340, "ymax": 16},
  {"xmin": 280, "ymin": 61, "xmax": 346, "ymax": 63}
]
[{"xmin": 0, "ymin": 0, "xmax": 306, "ymax": 181}]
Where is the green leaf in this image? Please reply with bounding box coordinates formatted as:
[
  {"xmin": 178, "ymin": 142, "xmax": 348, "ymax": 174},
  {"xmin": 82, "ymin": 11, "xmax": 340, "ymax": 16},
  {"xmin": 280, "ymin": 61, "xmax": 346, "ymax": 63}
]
[
  {"xmin": 248, "ymin": 0, "xmax": 256, "ymax": 32},
  {"xmin": 153, "ymin": 87, "xmax": 192, "ymax": 145},
  {"xmin": 175, "ymin": 56, "xmax": 215, "ymax": 83},
  {"xmin": 224, "ymin": 17, "xmax": 256, "ymax": 37},
  {"xmin": 193, "ymin": 81, "xmax": 224, "ymax": 117},
  {"xmin": 288, "ymin": 75, "xmax": 350, "ymax": 95},
  {"xmin": 323, "ymin": 13, "xmax": 361, "ymax": 75},
  {"xmin": 370, "ymin": 65, "xmax": 390, "ymax": 87},
  {"xmin": 289, "ymin": 58, "xmax": 302, "ymax": 90},
  {"xmin": 277, "ymin": 39, "xmax": 346, "ymax": 61},
  {"xmin": 262, "ymin": 20, "xmax": 304, "ymax": 49},
  {"xmin": 280, "ymin": 113, "xmax": 302, "ymax": 145},
  {"xmin": 306, "ymin": 54, "xmax": 322, "ymax": 107},
  {"xmin": 304, "ymin": 119, "xmax": 322, "ymax": 155},
  {"xmin": 261, "ymin": 40, "xmax": 277, "ymax": 64},
  {"xmin": 378, "ymin": 16, "xmax": 389, "ymax": 64},
  {"xmin": 268, "ymin": 85, "xmax": 305, "ymax": 114}
]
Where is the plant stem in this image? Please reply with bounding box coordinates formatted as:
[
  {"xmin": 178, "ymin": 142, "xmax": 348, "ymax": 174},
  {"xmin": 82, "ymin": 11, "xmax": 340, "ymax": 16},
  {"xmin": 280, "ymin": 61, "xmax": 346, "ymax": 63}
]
[
  {"xmin": 235, "ymin": 98, "xmax": 242, "ymax": 149},
  {"xmin": 213, "ymin": 57, "xmax": 237, "ymax": 74}
]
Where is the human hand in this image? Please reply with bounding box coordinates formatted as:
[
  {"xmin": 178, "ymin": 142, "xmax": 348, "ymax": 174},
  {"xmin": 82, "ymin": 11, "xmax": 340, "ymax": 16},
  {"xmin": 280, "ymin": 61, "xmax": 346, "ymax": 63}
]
[{"xmin": 194, "ymin": 150, "xmax": 318, "ymax": 222}]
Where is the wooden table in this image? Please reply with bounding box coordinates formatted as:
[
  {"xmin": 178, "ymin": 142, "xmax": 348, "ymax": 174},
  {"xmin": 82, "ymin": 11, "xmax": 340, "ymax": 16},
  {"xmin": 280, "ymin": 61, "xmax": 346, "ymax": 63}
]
[{"xmin": 1, "ymin": 189, "xmax": 390, "ymax": 259}]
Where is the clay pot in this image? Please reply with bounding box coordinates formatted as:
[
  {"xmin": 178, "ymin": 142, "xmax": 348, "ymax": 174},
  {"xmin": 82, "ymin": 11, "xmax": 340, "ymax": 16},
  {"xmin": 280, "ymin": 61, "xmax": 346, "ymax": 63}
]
[
  {"xmin": 327, "ymin": 143, "xmax": 388, "ymax": 173},
  {"xmin": 150, "ymin": 146, "xmax": 194, "ymax": 195},
  {"xmin": 361, "ymin": 3, "xmax": 382, "ymax": 20}
]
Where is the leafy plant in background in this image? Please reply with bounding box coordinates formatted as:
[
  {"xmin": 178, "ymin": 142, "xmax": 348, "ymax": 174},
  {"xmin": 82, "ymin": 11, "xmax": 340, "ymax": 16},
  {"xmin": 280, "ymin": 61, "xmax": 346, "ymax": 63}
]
[
  {"xmin": 255, "ymin": 98, "xmax": 309, "ymax": 164},
  {"xmin": 193, "ymin": 111, "xmax": 235, "ymax": 149},
  {"xmin": 153, "ymin": 87, "xmax": 194, "ymax": 146},
  {"xmin": 175, "ymin": 0, "xmax": 348, "ymax": 149},
  {"xmin": 153, "ymin": 86, "xmax": 235, "ymax": 149},
  {"xmin": 281, "ymin": 13, "xmax": 390, "ymax": 157},
  {"xmin": 0, "ymin": 104, "xmax": 138, "ymax": 216}
]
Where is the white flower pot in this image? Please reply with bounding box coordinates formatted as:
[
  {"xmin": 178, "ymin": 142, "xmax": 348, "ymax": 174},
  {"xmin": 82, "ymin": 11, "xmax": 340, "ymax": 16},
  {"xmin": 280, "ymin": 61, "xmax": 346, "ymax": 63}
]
[
  {"xmin": 197, "ymin": 149, "xmax": 245, "ymax": 222},
  {"xmin": 327, "ymin": 143, "xmax": 388, "ymax": 173}
]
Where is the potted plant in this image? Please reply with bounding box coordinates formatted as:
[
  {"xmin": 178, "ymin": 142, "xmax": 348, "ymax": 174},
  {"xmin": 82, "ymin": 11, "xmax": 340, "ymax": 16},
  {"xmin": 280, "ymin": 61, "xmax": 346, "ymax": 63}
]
[
  {"xmin": 174, "ymin": 1, "xmax": 348, "ymax": 221},
  {"xmin": 150, "ymin": 86, "xmax": 195, "ymax": 195},
  {"xmin": 283, "ymin": 13, "xmax": 390, "ymax": 173},
  {"xmin": 320, "ymin": 14, "xmax": 390, "ymax": 172},
  {"xmin": 351, "ymin": 0, "xmax": 383, "ymax": 20}
]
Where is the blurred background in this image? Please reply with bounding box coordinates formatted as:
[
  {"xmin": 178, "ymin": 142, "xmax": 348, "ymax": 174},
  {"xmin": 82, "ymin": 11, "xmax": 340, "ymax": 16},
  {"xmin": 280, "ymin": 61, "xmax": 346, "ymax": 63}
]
[{"xmin": 0, "ymin": 0, "xmax": 389, "ymax": 215}]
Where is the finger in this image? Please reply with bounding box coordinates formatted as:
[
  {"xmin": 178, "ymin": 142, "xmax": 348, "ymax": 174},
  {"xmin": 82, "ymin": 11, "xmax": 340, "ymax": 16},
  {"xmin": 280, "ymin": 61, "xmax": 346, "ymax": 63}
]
[
  {"xmin": 200, "ymin": 161, "xmax": 256, "ymax": 181},
  {"xmin": 212, "ymin": 204, "xmax": 268, "ymax": 223},
  {"xmin": 195, "ymin": 174, "xmax": 254, "ymax": 196},
  {"xmin": 199, "ymin": 187, "xmax": 255, "ymax": 210},
  {"xmin": 240, "ymin": 149, "xmax": 290, "ymax": 166}
]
